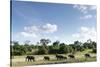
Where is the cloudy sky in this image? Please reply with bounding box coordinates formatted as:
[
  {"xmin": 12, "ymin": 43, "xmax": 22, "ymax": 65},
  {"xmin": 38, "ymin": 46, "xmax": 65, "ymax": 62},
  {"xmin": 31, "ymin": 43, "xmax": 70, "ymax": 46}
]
[{"xmin": 11, "ymin": 1, "xmax": 97, "ymax": 44}]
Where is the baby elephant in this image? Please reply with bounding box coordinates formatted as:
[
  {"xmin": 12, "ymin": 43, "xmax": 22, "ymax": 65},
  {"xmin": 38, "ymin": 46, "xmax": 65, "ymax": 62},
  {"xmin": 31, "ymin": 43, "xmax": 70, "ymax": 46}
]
[
  {"xmin": 68, "ymin": 54, "xmax": 75, "ymax": 59},
  {"xmin": 44, "ymin": 56, "xmax": 50, "ymax": 61},
  {"xmin": 25, "ymin": 55, "xmax": 35, "ymax": 62},
  {"xmin": 56, "ymin": 54, "xmax": 67, "ymax": 60},
  {"xmin": 84, "ymin": 53, "xmax": 91, "ymax": 58}
]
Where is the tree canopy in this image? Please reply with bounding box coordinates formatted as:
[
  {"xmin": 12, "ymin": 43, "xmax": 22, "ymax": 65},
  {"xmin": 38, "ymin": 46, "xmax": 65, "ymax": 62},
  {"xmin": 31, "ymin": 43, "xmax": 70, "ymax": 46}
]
[{"xmin": 11, "ymin": 39, "xmax": 97, "ymax": 56}]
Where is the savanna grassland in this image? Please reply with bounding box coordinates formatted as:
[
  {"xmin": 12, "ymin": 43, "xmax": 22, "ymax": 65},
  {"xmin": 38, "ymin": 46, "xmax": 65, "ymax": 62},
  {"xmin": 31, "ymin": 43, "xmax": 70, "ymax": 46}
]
[
  {"xmin": 11, "ymin": 49, "xmax": 96, "ymax": 67},
  {"xmin": 11, "ymin": 39, "xmax": 97, "ymax": 67}
]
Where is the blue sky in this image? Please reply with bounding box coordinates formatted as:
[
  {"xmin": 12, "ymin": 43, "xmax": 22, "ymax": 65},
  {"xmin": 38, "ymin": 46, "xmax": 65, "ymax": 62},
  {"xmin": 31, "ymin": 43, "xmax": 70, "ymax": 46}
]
[{"xmin": 11, "ymin": 1, "xmax": 96, "ymax": 44}]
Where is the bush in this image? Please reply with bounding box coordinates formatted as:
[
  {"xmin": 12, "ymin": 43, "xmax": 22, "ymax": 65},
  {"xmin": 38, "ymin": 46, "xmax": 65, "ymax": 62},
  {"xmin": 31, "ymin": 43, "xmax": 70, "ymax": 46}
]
[
  {"xmin": 37, "ymin": 46, "xmax": 48, "ymax": 55},
  {"xmin": 26, "ymin": 52, "xmax": 33, "ymax": 55},
  {"xmin": 92, "ymin": 48, "xmax": 96, "ymax": 53},
  {"xmin": 59, "ymin": 45, "xmax": 68, "ymax": 54}
]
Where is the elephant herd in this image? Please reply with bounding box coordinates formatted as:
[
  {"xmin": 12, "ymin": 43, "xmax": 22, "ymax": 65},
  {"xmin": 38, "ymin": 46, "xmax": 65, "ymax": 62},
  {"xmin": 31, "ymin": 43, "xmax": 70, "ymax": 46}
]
[{"xmin": 25, "ymin": 53, "xmax": 91, "ymax": 62}]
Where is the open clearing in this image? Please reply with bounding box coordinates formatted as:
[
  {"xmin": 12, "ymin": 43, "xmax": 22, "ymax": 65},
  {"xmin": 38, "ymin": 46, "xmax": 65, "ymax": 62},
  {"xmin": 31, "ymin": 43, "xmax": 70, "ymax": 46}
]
[{"xmin": 11, "ymin": 49, "xmax": 96, "ymax": 67}]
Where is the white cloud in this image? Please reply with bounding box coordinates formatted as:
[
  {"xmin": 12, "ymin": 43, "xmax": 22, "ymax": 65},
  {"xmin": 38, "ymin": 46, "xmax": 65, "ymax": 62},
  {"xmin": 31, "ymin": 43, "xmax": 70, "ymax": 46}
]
[
  {"xmin": 24, "ymin": 26, "xmax": 39, "ymax": 33},
  {"xmin": 80, "ymin": 27, "xmax": 89, "ymax": 32},
  {"xmin": 89, "ymin": 6, "xmax": 97, "ymax": 10},
  {"xmin": 73, "ymin": 5, "xmax": 96, "ymax": 20},
  {"xmin": 72, "ymin": 27, "xmax": 96, "ymax": 42},
  {"xmin": 42, "ymin": 23, "xmax": 57, "ymax": 33},
  {"xmin": 80, "ymin": 14, "xmax": 93, "ymax": 19},
  {"xmin": 21, "ymin": 23, "xmax": 58, "ymax": 37},
  {"xmin": 73, "ymin": 5, "xmax": 96, "ymax": 14},
  {"xmin": 73, "ymin": 5, "xmax": 88, "ymax": 14},
  {"xmin": 72, "ymin": 33, "xmax": 80, "ymax": 38},
  {"xmin": 73, "ymin": 5, "xmax": 87, "ymax": 13},
  {"xmin": 21, "ymin": 32, "xmax": 37, "ymax": 38}
]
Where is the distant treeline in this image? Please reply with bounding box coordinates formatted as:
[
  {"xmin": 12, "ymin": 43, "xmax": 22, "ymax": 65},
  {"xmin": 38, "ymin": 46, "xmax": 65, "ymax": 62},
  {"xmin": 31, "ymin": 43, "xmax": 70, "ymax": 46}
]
[{"xmin": 10, "ymin": 39, "xmax": 96, "ymax": 56}]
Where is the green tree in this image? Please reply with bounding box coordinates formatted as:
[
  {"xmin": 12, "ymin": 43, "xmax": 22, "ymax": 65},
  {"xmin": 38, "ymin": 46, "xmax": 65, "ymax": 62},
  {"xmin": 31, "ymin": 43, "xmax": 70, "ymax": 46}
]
[
  {"xmin": 48, "ymin": 45, "xmax": 59, "ymax": 54},
  {"xmin": 59, "ymin": 43, "xmax": 68, "ymax": 54},
  {"xmin": 69, "ymin": 44, "xmax": 77, "ymax": 54},
  {"xmin": 38, "ymin": 39, "xmax": 51, "ymax": 54},
  {"xmin": 12, "ymin": 41, "xmax": 27, "ymax": 55},
  {"xmin": 91, "ymin": 41, "xmax": 97, "ymax": 49},
  {"xmin": 53, "ymin": 40, "xmax": 60, "ymax": 47},
  {"xmin": 74, "ymin": 41, "xmax": 84, "ymax": 51},
  {"xmin": 92, "ymin": 41, "xmax": 97, "ymax": 53},
  {"xmin": 40, "ymin": 39, "xmax": 51, "ymax": 46},
  {"xmin": 37, "ymin": 46, "xmax": 48, "ymax": 55},
  {"xmin": 74, "ymin": 41, "xmax": 82, "ymax": 45}
]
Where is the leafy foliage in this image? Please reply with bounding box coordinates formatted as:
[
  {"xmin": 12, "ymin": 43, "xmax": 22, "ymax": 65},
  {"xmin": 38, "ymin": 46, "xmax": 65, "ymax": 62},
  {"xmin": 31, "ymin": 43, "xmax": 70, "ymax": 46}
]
[{"xmin": 11, "ymin": 39, "xmax": 97, "ymax": 56}]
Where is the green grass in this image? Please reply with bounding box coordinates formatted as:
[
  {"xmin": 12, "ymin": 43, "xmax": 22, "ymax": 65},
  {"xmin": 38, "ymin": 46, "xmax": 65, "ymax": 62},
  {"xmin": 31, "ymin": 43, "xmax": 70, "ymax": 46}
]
[{"xmin": 11, "ymin": 49, "xmax": 96, "ymax": 67}]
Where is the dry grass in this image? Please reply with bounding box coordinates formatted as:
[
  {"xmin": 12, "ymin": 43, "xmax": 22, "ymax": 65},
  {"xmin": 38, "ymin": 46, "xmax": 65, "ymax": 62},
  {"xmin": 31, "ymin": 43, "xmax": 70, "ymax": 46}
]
[{"xmin": 11, "ymin": 49, "xmax": 96, "ymax": 67}]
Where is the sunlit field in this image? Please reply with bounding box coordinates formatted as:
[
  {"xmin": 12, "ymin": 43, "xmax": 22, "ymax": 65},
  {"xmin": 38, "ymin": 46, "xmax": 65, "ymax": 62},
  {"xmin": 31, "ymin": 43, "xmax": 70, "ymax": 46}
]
[{"xmin": 11, "ymin": 49, "xmax": 96, "ymax": 67}]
